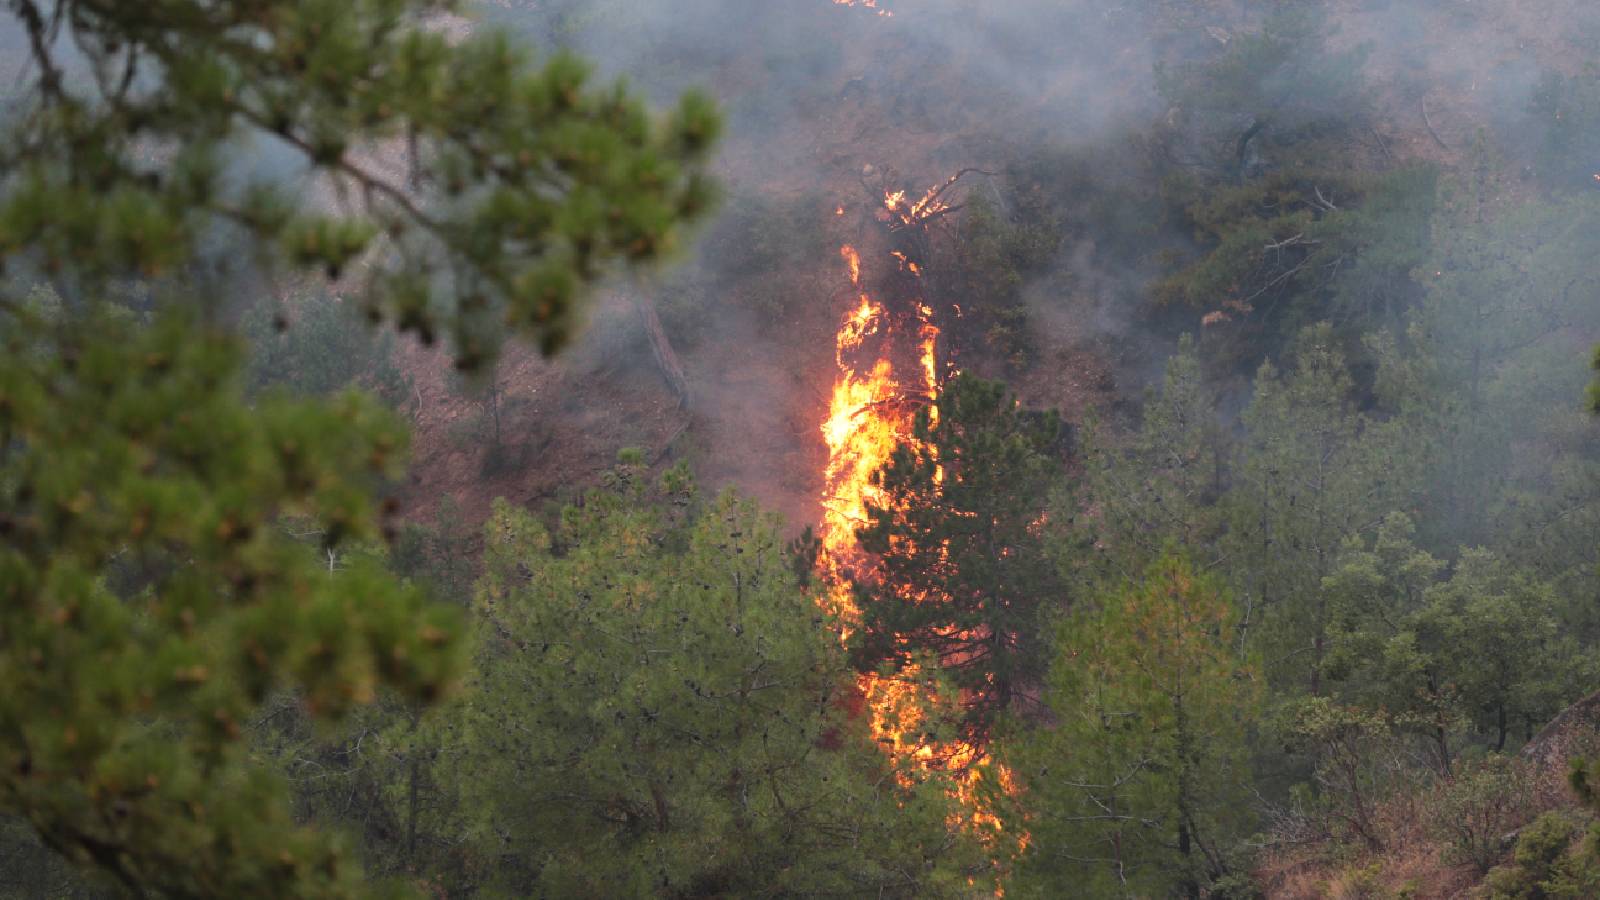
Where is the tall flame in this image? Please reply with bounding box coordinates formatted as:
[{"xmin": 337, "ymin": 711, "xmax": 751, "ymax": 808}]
[{"xmin": 819, "ymin": 194, "xmax": 1023, "ymax": 877}]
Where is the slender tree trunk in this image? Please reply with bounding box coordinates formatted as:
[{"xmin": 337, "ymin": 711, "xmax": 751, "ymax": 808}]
[
  {"xmin": 650, "ymin": 781, "xmax": 671, "ymax": 832},
  {"xmin": 405, "ymin": 708, "xmax": 420, "ymax": 865},
  {"xmin": 1178, "ymin": 819, "xmax": 1199, "ymax": 899},
  {"xmin": 489, "ymin": 378, "xmax": 502, "ymax": 448},
  {"xmin": 1311, "ymin": 632, "xmax": 1323, "ymax": 697},
  {"xmin": 634, "ymin": 295, "xmax": 691, "ymax": 409},
  {"xmin": 1430, "ymin": 673, "xmax": 1452, "ymax": 776},
  {"xmin": 1175, "ymin": 685, "xmax": 1201, "ymax": 899},
  {"xmin": 1436, "ymin": 724, "xmax": 1452, "ymax": 777}
]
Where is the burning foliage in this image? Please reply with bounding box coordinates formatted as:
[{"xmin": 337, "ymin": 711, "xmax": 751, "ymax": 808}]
[{"xmin": 818, "ymin": 169, "xmax": 1031, "ymax": 866}]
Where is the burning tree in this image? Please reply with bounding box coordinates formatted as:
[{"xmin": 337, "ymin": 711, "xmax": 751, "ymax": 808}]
[
  {"xmin": 817, "ymin": 166, "xmax": 1042, "ymax": 865},
  {"xmin": 463, "ymin": 460, "xmax": 987, "ymax": 897},
  {"xmin": 848, "ymin": 374, "xmax": 1064, "ymax": 744}
]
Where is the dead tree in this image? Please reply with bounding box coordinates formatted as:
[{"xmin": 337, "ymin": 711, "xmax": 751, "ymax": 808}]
[{"xmin": 634, "ymin": 294, "xmax": 691, "ymax": 411}]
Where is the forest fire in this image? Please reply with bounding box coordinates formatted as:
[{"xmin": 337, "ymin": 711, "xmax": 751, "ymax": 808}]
[
  {"xmin": 818, "ymin": 241, "xmax": 926, "ymax": 628},
  {"xmin": 832, "ymin": 0, "xmax": 893, "ymax": 17},
  {"xmin": 818, "ymin": 178, "xmax": 1022, "ymax": 865},
  {"xmin": 21, "ymin": 2, "xmax": 1600, "ymax": 897},
  {"xmin": 881, "ymin": 168, "xmax": 983, "ymax": 230}
]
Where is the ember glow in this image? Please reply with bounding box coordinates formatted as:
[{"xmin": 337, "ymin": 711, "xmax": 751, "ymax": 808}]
[{"xmin": 819, "ymin": 185, "xmax": 1023, "ymax": 867}]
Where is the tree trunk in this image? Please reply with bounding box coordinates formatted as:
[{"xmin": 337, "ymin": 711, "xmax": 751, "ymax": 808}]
[
  {"xmin": 1232, "ymin": 117, "xmax": 1267, "ymax": 182},
  {"xmin": 405, "ymin": 709, "xmax": 420, "ymax": 865},
  {"xmin": 1310, "ymin": 632, "xmax": 1323, "ymax": 697},
  {"xmin": 635, "ymin": 295, "xmax": 691, "ymax": 410},
  {"xmin": 1178, "ymin": 820, "xmax": 1200, "ymax": 899},
  {"xmin": 1436, "ymin": 724, "xmax": 1452, "ymax": 777},
  {"xmin": 650, "ymin": 780, "xmax": 671, "ymax": 832}
]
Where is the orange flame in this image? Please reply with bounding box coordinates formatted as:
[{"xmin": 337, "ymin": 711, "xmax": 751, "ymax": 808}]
[
  {"xmin": 820, "ymin": 214, "xmax": 1023, "ymax": 879},
  {"xmin": 832, "ymin": 0, "xmax": 894, "ymax": 16},
  {"xmin": 881, "ymin": 174, "xmax": 966, "ymax": 230},
  {"xmin": 841, "ymin": 244, "xmax": 862, "ymax": 286},
  {"xmin": 890, "ymin": 250, "xmax": 923, "ymax": 276}
]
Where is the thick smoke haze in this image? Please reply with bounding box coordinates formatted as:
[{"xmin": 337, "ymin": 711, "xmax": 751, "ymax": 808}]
[
  {"xmin": 430, "ymin": 0, "xmax": 1600, "ymax": 532},
  {"xmin": 7, "ymin": 2, "xmax": 1597, "ymax": 532},
  {"xmin": 450, "ymin": 0, "xmax": 1172, "ymax": 524}
]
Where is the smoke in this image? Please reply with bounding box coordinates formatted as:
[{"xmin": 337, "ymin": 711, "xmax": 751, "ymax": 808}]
[
  {"xmin": 437, "ymin": 0, "xmax": 1600, "ymax": 528},
  {"xmin": 12, "ymin": 1, "xmax": 1599, "ymax": 528},
  {"xmin": 456, "ymin": 0, "xmax": 1173, "ymax": 520}
]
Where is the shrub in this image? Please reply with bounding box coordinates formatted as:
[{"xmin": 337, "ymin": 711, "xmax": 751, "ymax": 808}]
[
  {"xmin": 1428, "ymin": 755, "xmax": 1537, "ymax": 874},
  {"xmin": 1483, "ymin": 811, "xmax": 1600, "ymax": 899}
]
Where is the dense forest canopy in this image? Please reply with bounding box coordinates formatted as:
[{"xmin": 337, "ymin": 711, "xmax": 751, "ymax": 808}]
[{"xmin": 5, "ymin": 1, "xmax": 1600, "ymax": 897}]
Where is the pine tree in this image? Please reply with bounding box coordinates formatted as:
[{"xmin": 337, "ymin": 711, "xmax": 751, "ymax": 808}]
[
  {"xmin": 1, "ymin": 0, "xmax": 720, "ymax": 366},
  {"xmin": 1398, "ymin": 163, "xmax": 1600, "ymax": 563},
  {"xmin": 849, "ymin": 374, "xmax": 1063, "ymax": 743},
  {"xmin": 1154, "ymin": 1, "xmax": 1367, "ymax": 178},
  {"xmin": 0, "ymin": 1, "xmax": 720, "ymax": 893},
  {"xmin": 1007, "ymin": 553, "xmax": 1258, "ymax": 899},
  {"xmin": 1320, "ymin": 512, "xmax": 1584, "ymax": 773},
  {"xmin": 0, "ymin": 305, "xmax": 464, "ymax": 895},
  {"xmin": 1425, "ymin": 550, "xmax": 1573, "ymax": 753},
  {"xmin": 1071, "ymin": 334, "xmax": 1226, "ymax": 582},
  {"xmin": 458, "ymin": 456, "xmax": 983, "ymax": 896},
  {"xmin": 1228, "ymin": 323, "xmax": 1416, "ymax": 693}
]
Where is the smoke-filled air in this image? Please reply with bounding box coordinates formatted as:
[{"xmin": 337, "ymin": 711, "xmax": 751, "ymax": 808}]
[{"xmin": 8, "ymin": 0, "xmax": 1600, "ymax": 896}]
